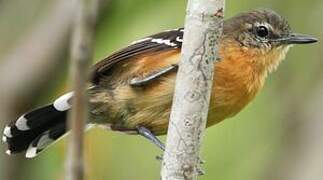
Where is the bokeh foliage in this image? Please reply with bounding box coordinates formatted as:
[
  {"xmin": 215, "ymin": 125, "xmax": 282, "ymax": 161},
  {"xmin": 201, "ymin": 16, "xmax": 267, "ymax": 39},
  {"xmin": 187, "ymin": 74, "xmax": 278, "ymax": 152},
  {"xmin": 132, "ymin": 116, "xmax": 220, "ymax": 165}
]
[{"xmin": 0, "ymin": 0, "xmax": 322, "ymax": 180}]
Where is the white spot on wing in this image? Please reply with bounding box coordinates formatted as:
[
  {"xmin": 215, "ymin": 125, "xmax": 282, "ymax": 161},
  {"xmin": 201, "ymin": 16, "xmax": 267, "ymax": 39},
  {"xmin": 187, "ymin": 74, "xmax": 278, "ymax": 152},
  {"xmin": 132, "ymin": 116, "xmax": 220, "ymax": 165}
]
[
  {"xmin": 53, "ymin": 92, "xmax": 74, "ymax": 111},
  {"xmin": 15, "ymin": 116, "xmax": 29, "ymax": 131},
  {"xmin": 3, "ymin": 126, "xmax": 12, "ymax": 138},
  {"xmin": 130, "ymin": 37, "xmax": 152, "ymax": 45},
  {"xmin": 151, "ymin": 38, "xmax": 177, "ymax": 47},
  {"xmin": 164, "ymin": 28, "xmax": 181, "ymax": 32},
  {"xmin": 176, "ymin": 36, "xmax": 183, "ymax": 42}
]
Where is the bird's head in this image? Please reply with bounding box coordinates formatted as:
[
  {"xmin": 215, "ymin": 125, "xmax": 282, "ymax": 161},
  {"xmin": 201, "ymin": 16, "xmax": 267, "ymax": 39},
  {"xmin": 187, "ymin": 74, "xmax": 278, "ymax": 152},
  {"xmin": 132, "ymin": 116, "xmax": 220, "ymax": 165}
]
[{"xmin": 222, "ymin": 9, "xmax": 318, "ymax": 74}]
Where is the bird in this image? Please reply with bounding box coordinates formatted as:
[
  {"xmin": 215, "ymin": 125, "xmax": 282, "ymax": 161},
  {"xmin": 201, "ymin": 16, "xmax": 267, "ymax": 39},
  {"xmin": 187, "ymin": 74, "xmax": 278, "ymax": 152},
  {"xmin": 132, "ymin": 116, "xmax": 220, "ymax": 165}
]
[{"xmin": 2, "ymin": 9, "xmax": 317, "ymax": 158}]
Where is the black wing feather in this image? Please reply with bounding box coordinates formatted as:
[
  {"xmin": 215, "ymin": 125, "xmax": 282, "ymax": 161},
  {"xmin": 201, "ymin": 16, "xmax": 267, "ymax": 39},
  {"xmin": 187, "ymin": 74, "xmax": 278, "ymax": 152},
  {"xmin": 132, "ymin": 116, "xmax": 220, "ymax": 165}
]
[{"xmin": 91, "ymin": 28, "xmax": 184, "ymax": 84}]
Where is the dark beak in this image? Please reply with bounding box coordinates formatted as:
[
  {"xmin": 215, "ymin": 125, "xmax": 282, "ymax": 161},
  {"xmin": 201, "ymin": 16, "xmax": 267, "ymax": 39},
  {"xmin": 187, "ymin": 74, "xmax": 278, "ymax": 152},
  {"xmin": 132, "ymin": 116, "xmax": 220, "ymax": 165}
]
[{"xmin": 277, "ymin": 33, "xmax": 318, "ymax": 44}]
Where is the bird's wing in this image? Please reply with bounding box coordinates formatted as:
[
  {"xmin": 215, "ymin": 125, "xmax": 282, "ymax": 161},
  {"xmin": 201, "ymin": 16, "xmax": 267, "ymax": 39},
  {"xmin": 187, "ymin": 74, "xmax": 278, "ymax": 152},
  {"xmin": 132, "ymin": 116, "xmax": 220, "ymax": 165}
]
[
  {"xmin": 129, "ymin": 64, "xmax": 178, "ymax": 87},
  {"xmin": 90, "ymin": 28, "xmax": 183, "ymax": 84}
]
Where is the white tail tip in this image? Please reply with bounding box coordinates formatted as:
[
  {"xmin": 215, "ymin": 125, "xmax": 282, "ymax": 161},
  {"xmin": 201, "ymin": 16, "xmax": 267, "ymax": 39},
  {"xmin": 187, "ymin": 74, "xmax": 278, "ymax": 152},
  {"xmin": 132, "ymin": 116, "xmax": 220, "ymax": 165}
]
[
  {"xmin": 26, "ymin": 146, "xmax": 37, "ymax": 158},
  {"xmin": 15, "ymin": 115, "xmax": 30, "ymax": 131},
  {"xmin": 2, "ymin": 136, "xmax": 7, "ymax": 142},
  {"xmin": 6, "ymin": 150, "xmax": 11, "ymax": 155},
  {"xmin": 3, "ymin": 126, "xmax": 12, "ymax": 138},
  {"xmin": 53, "ymin": 92, "xmax": 74, "ymax": 111}
]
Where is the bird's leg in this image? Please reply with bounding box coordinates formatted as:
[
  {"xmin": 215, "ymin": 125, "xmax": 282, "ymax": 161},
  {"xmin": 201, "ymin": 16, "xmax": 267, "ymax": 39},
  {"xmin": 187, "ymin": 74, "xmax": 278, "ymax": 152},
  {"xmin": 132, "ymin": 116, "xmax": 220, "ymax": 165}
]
[
  {"xmin": 136, "ymin": 126, "xmax": 165, "ymax": 151},
  {"xmin": 136, "ymin": 126, "xmax": 205, "ymax": 175},
  {"xmin": 130, "ymin": 64, "xmax": 178, "ymax": 86}
]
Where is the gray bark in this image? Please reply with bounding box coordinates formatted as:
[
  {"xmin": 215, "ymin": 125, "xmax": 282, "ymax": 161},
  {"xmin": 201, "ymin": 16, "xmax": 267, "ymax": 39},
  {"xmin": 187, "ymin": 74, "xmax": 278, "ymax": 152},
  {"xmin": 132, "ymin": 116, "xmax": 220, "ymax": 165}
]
[
  {"xmin": 161, "ymin": 0, "xmax": 225, "ymax": 179},
  {"xmin": 65, "ymin": 0, "xmax": 97, "ymax": 180}
]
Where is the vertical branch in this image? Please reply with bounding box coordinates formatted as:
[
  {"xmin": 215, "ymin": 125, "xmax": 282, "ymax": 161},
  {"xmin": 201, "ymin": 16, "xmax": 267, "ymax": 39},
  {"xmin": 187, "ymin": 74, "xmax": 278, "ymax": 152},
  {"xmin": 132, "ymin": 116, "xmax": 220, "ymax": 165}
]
[
  {"xmin": 66, "ymin": 0, "xmax": 97, "ymax": 180},
  {"xmin": 161, "ymin": 0, "xmax": 225, "ymax": 179}
]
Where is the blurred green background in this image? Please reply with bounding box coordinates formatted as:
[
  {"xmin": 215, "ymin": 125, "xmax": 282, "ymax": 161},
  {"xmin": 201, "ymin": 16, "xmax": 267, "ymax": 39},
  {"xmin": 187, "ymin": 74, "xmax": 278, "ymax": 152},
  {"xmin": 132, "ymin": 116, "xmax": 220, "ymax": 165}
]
[{"xmin": 0, "ymin": 0, "xmax": 322, "ymax": 180}]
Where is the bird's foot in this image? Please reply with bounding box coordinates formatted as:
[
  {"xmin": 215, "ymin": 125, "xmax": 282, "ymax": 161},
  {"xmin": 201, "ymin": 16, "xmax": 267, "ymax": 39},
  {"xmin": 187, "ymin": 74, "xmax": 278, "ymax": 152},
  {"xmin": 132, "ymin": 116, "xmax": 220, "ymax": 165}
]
[{"xmin": 136, "ymin": 126, "xmax": 206, "ymax": 175}]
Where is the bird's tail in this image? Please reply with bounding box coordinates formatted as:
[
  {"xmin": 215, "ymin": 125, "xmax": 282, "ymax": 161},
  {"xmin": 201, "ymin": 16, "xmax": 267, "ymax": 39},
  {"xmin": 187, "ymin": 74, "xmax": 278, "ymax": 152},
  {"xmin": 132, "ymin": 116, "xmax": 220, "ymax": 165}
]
[{"xmin": 2, "ymin": 92, "xmax": 74, "ymax": 158}]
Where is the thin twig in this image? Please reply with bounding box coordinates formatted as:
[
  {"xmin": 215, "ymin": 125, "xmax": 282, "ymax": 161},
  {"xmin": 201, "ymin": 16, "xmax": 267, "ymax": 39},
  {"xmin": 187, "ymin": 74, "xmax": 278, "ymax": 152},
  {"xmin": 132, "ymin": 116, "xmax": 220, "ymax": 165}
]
[
  {"xmin": 66, "ymin": 0, "xmax": 98, "ymax": 180},
  {"xmin": 161, "ymin": 0, "xmax": 225, "ymax": 179}
]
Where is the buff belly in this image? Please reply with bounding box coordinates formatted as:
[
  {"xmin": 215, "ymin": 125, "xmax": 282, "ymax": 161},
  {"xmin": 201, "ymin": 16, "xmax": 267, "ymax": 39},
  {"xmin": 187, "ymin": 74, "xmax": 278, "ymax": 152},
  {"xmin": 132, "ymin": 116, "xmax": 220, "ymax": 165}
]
[{"xmin": 88, "ymin": 66, "xmax": 261, "ymax": 135}]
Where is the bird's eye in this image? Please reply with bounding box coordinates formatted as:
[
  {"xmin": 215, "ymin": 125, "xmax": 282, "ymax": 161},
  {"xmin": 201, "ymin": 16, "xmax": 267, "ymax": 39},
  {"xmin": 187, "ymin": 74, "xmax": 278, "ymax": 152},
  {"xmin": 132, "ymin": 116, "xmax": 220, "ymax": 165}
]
[{"xmin": 255, "ymin": 26, "xmax": 269, "ymax": 38}]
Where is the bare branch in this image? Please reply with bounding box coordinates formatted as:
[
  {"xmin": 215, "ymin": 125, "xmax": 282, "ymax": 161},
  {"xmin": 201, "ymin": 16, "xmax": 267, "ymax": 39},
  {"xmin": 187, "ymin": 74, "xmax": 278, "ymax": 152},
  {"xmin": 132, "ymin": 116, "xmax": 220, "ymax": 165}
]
[
  {"xmin": 66, "ymin": 0, "xmax": 98, "ymax": 180},
  {"xmin": 161, "ymin": 0, "xmax": 225, "ymax": 179}
]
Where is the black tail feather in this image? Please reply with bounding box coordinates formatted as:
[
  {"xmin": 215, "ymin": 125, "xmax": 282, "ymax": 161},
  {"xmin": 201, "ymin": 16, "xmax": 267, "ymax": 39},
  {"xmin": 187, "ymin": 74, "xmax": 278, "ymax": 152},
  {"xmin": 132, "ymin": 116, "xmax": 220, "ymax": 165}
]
[
  {"xmin": 3, "ymin": 92, "xmax": 72, "ymax": 158},
  {"xmin": 26, "ymin": 121, "xmax": 67, "ymax": 158}
]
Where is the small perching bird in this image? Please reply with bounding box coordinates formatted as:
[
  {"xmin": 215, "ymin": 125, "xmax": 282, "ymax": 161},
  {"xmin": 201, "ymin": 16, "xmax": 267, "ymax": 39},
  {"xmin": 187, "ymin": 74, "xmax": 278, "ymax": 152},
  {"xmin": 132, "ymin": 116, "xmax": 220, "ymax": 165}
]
[{"xmin": 2, "ymin": 9, "xmax": 317, "ymax": 158}]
